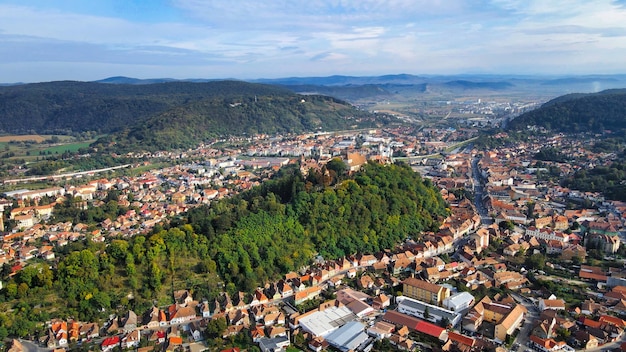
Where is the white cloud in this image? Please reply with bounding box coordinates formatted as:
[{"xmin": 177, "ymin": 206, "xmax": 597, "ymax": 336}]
[{"xmin": 2, "ymin": 0, "xmax": 626, "ymax": 81}]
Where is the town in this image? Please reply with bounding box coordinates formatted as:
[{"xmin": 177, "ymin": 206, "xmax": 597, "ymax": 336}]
[{"xmin": 2, "ymin": 123, "xmax": 626, "ymax": 352}]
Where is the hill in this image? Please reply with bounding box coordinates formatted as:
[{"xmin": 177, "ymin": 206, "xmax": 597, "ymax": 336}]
[
  {"xmin": 0, "ymin": 80, "xmax": 385, "ymax": 151},
  {"xmin": 0, "ymin": 163, "xmax": 448, "ymax": 338},
  {"xmin": 507, "ymin": 89, "xmax": 626, "ymax": 133},
  {"xmin": 0, "ymin": 80, "xmax": 294, "ymax": 135},
  {"xmin": 97, "ymin": 93, "xmax": 381, "ymax": 151}
]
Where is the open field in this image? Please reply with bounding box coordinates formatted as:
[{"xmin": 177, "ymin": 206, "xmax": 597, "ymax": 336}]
[
  {"xmin": 0, "ymin": 134, "xmax": 48, "ymax": 143},
  {"xmin": 43, "ymin": 141, "xmax": 93, "ymax": 154},
  {"xmin": 0, "ymin": 135, "xmax": 98, "ymax": 158}
]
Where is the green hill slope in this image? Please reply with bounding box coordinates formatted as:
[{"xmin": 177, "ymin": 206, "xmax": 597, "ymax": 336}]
[
  {"xmin": 507, "ymin": 89, "xmax": 626, "ymax": 133},
  {"xmin": 95, "ymin": 93, "xmax": 379, "ymax": 151},
  {"xmin": 0, "ymin": 80, "xmax": 293, "ymax": 134},
  {"xmin": 0, "ymin": 80, "xmax": 385, "ymax": 151}
]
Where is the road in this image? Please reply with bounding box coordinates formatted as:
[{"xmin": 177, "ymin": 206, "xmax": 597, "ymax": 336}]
[
  {"xmin": 471, "ymin": 155, "xmax": 492, "ymax": 225},
  {"xmin": 17, "ymin": 338, "xmax": 48, "ymax": 352},
  {"xmin": 2, "ymin": 164, "xmax": 132, "ymax": 184},
  {"xmin": 510, "ymin": 293, "xmax": 540, "ymax": 349}
]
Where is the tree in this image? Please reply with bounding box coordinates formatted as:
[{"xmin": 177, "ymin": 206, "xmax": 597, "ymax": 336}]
[
  {"xmin": 423, "ymin": 307, "xmax": 430, "ymax": 320},
  {"xmin": 0, "ymin": 325, "xmax": 8, "ymax": 341},
  {"xmin": 326, "ymin": 158, "xmax": 347, "ymax": 177},
  {"xmin": 206, "ymin": 317, "xmax": 227, "ymax": 338},
  {"xmin": 17, "ymin": 283, "xmax": 29, "ymax": 298},
  {"xmin": 499, "ymin": 220, "xmax": 515, "ymax": 232},
  {"xmin": 525, "ymin": 253, "xmax": 546, "ymax": 271}
]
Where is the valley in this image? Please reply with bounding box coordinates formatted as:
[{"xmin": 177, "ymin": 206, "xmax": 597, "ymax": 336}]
[{"xmin": 1, "ymin": 77, "xmax": 626, "ymax": 352}]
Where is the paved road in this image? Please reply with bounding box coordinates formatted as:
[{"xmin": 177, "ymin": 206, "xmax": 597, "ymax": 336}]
[
  {"xmin": 2, "ymin": 164, "xmax": 132, "ymax": 184},
  {"xmin": 471, "ymin": 155, "xmax": 492, "ymax": 225},
  {"xmin": 17, "ymin": 338, "xmax": 48, "ymax": 352},
  {"xmin": 510, "ymin": 293, "xmax": 541, "ymax": 349}
]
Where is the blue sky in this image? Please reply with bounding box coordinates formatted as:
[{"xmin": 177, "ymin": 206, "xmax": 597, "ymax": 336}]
[{"xmin": 2, "ymin": 0, "xmax": 626, "ymax": 82}]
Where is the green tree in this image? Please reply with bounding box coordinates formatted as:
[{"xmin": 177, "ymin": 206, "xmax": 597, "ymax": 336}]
[{"xmin": 206, "ymin": 317, "xmax": 227, "ymax": 338}]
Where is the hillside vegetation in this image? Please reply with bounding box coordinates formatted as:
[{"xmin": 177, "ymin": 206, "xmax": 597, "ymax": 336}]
[
  {"xmin": 185, "ymin": 162, "xmax": 448, "ymax": 290},
  {"xmin": 0, "ymin": 80, "xmax": 291, "ymax": 134},
  {"xmin": 507, "ymin": 89, "xmax": 626, "ymax": 133},
  {"xmin": 0, "ymin": 80, "xmax": 384, "ymax": 151},
  {"xmin": 0, "ymin": 162, "xmax": 448, "ymax": 338},
  {"xmin": 95, "ymin": 94, "xmax": 379, "ymax": 151}
]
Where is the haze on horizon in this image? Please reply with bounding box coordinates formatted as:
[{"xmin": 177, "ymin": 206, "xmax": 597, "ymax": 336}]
[{"xmin": 3, "ymin": 0, "xmax": 626, "ymax": 83}]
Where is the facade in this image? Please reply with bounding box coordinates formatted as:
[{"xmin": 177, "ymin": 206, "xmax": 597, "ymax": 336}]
[
  {"xmin": 402, "ymin": 277, "xmax": 450, "ymax": 306},
  {"xmin": 397, "ymin": 296, "xmax": 462, "ymax": 327}
]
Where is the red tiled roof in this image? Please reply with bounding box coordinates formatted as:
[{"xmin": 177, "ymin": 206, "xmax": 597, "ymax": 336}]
[
  {"xmin": 415, "ymin": 320, "xmax": 445, "ymax": 339},
  {"xmin": 448, "ymin": 331, "xmax": 475, "ymax": 347},
  {"xmin": 102, "ymin": 336, "xmax": 120, "ymax": 347},
  {"xmin": 582, "ymin": 317, "xmax": 602, "ymax": 328},
  {"xmin": 382, "ymin": 311, "xmax": 420, "ymax": 330},
  {"xmin": 600, "ymin": 315, "xmax": 626, "ymax": 328}
]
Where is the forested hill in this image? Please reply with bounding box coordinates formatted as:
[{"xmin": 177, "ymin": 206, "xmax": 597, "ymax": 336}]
[
  {"xmin": 184, "ymin": 162, "xmax": 449, "ymax": 291},
  {"xmin": 0, "ymin": 80, "xmax": 291, "ymax": 134},
  {"xmin": 0, "ymin": 80, "xmax": 382, "ymax": 149},
  {"xmin": 94, "ymin": 93, "xmax": 379, "ymax": 151},
  {"xmin": 0, "ymin": 162, "xmax": 448, "ymax": 336},
  {"xmin": 507, "ymin": 89, "xmax": 626, "ymax": 133}
]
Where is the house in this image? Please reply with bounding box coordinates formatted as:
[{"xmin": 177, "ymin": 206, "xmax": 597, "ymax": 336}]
[
  {"xmin": 367, "ymin": 321, "xmax": 395, "ymax": 339},
  {"xmin": 359, "ymin": 274, "xmax": 375, "ymax": 289},
  {"xmin": 143, "ymin": 306, "xmax": 164, "ymax": 329},
  {"xmin": 169, "ymin": 305, "xmax": 197, "ymax": 324},
  {"xmin": 309, "ymin": 337, "xmax": 329, "ymax": 352},
  {"xmin": 529, "ymin": 335, "xmax": 567, "ymax": 352},
  {"xmin": 373, "ymin": 294, "xmax": 391, "ymax": 310},
  {"xmin": 101, "ymin": 336, "xmax": 120, "ymax": 352},
  {"xmin": 446, "ymin": 331, "xmax": 476, "ymax": 352},
  {"xmin": 539, "ymin": 298, "xmax": 566, "ymax": 311},
  {"xmin": 120, "ymin": 310, "xmax": 138, "ymax": 332},
  {"xmin": 258, "ymin": 336, "xmax": 290, "ymax": 352},
  {"xmin": 188, "ymin": 321, "xmax": 203, "ymax": 341},
  {"xmin": 293, "ymin": 286, "xmax": 322, "ymax": 305},
  {"xmin": 121, "ymin": 330, "xmax": 141, "ymax": 349},
  {"xmin": 79, "ymin": 322, "xmax": 99, "ymax": 340},
  {"xmin": 168, "ymin": 336, "xmax": 183, "ymax": 350},
  {"xmin": 463, "ymin": 296, "xmax": 526, "ymax": 342},
  {"xmin": 200, "ymin": 301, "xmax": 212, "ymax": 318},
  {"xmin": 50, "ymin": 320, "xmax": 68, "ymax": 347},
  {"xmin": 174, "ymin": 289, "xmax": 194, "ymax": 306}
]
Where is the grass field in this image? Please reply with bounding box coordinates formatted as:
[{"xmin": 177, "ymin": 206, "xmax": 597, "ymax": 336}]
[{"xmin": 42, "ymin": 141, "xmax": 93, "ymax": 154}]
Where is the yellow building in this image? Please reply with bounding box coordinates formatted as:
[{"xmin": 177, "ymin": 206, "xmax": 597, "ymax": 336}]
[{"xmin": 402, "ymin": 277, "xmax": 450, "ymax": 306}]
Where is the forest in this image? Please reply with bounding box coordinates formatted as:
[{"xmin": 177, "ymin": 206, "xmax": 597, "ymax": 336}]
[
  {"xmin": 0, "ymin": 162, "xmax": 448, "ymax": 338},
  {"xmin": 0, "ymin": 80, "xmax": 291, "ymax": 134},
  {"xmin": 507, "ymin": 89, "xmax": 626, "ymax": 133},
  {"xmin": 184, "ymin": 162, "xmax": 449, "ymax": 290},
  {"xmin": 98, "ymin": 94, "xmax": 384, "ymax": 152},
  {"xmin": 562, "ymin": 159, "xmax": 626, "ymax": 201},
  {"xmin": 0, "ymin": 80, "xmax": 389, "ymax": 153}
]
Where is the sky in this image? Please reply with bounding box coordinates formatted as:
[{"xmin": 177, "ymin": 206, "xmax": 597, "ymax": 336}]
[{"xmin": 2, "ymin": 0, "xmax": 626, "ymax": 83}]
